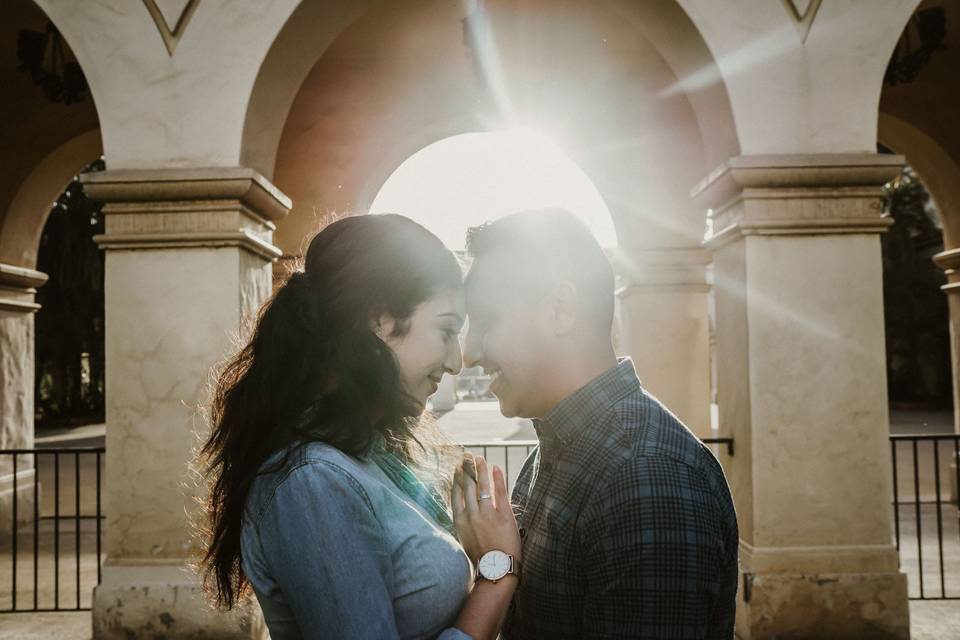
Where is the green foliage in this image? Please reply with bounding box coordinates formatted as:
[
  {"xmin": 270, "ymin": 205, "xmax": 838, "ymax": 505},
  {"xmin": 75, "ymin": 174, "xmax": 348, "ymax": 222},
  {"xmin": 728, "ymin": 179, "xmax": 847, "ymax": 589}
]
[
  {"xmin": 881, "ymin": 166, "xmax": 952, "ymax": 408},
  {"xmin": 34, "ymin": 158, "xmax": 105, "ymax": 429}
]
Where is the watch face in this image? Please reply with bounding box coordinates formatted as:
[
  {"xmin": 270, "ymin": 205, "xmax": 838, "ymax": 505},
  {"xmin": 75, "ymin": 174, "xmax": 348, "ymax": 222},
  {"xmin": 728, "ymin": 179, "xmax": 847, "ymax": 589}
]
[{"xmin": 478, "ymin": 550, "xmax": 511, "ymax": 580}]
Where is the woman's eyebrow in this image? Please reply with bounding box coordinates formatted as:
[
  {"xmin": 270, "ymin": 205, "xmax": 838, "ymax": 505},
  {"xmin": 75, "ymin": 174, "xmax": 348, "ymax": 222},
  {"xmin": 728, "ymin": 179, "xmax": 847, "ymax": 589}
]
[{"xmin": 437, "ymin": 311, "xmax": 465, "ymax": 324}]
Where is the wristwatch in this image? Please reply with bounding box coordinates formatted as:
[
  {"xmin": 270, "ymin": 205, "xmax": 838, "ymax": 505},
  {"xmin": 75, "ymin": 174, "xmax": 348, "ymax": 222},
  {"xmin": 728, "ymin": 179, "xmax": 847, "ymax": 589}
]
[{"xmin": 476, "ymin": 549, "xmax": 521, "ymax": 583}]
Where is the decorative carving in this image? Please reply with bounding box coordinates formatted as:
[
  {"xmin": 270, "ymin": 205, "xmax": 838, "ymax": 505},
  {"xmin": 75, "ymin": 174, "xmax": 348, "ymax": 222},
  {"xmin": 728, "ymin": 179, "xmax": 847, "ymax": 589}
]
[
  {"xmin": 142, "ymin": 0, "xmax": 200, "ymax": 56},
  {"xmin": 781, "ymin": 0, "xmax": 822, "ymax": 44}
]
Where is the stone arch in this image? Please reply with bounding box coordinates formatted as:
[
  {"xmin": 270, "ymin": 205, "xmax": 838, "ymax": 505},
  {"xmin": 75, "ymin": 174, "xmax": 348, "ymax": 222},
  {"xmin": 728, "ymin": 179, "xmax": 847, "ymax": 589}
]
[
  {"xmin": 2, "ymin": 1, "xmax": 103, "ymax": 269},
  {"xmin": 242, "ymin": 0, "xmax": 739, "ymax": 189},
  {"xmin": 0, "ymin": 130, "xmax": 103, "ymax": 270},
  {"xmin": 601, "ymin": 0, "xmax": 740, "ymax": 169},
  {"xmin": 678, "ymin": 0, "xmax": 920, "ymax": 154},
  {"xmin": 240, "ymin": 0, "xmax": 378, "ymax": 179},
  {"xmin": 260, "ymin": 0, "xmax": 741, "ymax": 256},
  {"xmin": 879, "ymin": 112, "xmax": 960, "ymax": 250},
  {"xmin": 35, "ymin": 0, "xmax": 300, "ymax": 169}
]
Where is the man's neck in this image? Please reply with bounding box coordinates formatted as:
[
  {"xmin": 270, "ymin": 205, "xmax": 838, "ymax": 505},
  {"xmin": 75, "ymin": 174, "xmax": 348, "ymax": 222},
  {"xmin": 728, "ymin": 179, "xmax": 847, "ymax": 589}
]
[{"xmin": 540, "ymin": 343, "xmax": 618, "ymax": 417}]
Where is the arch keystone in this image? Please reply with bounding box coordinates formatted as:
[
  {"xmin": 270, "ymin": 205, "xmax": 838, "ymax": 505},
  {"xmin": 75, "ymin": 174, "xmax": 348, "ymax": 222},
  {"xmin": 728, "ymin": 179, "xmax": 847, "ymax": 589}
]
[
  {"xmin": 142, "ymin": 0, "xmax": 200, "ymax": 56},
  {"xmin": 781, "ymin": 0, "xmax": 822, "ymax": 43}
]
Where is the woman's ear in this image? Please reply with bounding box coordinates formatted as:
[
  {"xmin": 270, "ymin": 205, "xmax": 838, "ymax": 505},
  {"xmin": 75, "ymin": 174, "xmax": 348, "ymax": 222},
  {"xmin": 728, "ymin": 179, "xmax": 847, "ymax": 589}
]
[{"xmin": 373, "ymin": 313, "xmax": 397, "ymax": 341}]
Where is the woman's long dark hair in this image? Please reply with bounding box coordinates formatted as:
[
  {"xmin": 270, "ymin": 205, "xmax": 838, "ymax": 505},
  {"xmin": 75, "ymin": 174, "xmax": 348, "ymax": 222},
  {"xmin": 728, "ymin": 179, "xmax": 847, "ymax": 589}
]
[{"xmin": 199, "ymin": 214, "xmax": 463, "ymax": 608}]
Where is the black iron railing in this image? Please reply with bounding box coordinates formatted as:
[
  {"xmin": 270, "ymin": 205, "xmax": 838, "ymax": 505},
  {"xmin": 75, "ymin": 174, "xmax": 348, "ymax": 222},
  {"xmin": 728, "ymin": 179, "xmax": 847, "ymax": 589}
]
[
  {"xmin": 2, "ymin": 434, "xmax": 954, "ymax": 613},
  {"xmin": 0, "ymin": 447, "xmax": 105, "ymax": 613},
  {"xmin": 890, "ymin": 434, "xmax": 960, "ymax": 600},
  {"xmin": 460, "ymin": 437, "xmax": 735, "ymax": 494}
]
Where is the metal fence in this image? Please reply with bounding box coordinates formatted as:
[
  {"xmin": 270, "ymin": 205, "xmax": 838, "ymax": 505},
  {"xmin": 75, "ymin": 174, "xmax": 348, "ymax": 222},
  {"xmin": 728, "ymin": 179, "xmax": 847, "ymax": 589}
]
[
  {"xmin": 890, "ymin": 434, "xmax": 960, "ymax": 600},
  {"xmin": 460, "ymin": 437, "xmax": 735, "ymax": 495},
  {"xmin": 0, "ymin": 434, "xmax": 955, "ymax": 613},
  {"xmin": 0, "ymin": 447, "xmax": 105, "ymax": 613}
]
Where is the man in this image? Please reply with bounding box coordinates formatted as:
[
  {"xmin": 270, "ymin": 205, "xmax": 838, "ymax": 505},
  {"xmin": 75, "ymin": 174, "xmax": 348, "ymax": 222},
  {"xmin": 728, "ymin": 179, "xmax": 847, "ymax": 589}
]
[{"xmin": 462, "ymin": 209, "xmax": 738, "ymax": 639}]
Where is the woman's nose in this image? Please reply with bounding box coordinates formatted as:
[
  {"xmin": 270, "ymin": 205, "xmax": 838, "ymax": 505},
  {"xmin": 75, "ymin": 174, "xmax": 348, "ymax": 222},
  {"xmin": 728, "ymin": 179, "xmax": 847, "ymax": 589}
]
[{"xmin": 444, "ymin": 339, "xmax": 463, "ymax": 375}]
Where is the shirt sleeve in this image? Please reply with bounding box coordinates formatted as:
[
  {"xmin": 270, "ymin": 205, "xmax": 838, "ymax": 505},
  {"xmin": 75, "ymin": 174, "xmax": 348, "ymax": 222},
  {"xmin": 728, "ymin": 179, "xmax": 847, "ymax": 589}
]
[
  {"xmin": 577, "ymin": 455, "xmax": 725, "ymax": 639},
  {"xmin": 257, "ymin": 461, "xmax": 474, "ymax": 640}
]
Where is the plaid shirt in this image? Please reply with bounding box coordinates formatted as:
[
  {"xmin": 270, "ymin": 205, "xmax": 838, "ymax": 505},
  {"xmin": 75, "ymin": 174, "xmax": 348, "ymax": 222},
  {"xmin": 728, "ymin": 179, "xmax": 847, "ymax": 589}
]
[{"xmin": 502, "ymin": 358, "xmax": 738, "ymax": 639}]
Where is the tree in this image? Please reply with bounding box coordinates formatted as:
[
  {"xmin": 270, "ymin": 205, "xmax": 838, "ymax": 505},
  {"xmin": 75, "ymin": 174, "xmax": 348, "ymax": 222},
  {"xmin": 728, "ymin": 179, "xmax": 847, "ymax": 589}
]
[{"xmin": 34, "ymin": 158, "xmax": 105, "ymax": 429}]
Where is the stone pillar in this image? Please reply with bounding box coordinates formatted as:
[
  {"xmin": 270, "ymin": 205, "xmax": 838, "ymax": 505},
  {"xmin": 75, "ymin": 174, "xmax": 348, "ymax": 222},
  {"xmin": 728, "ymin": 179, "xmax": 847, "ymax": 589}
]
[
  {"xmin": 81, "ymin": 168, "xmax": 289, "ymax": 639},
  {"xmin": 0, "ymin": 264, "xmax": 46, "ymax": 535},
  {"xmin": 694, "ymin": 154, "xmax": 909, "ymax": 640},
  {"xmin": 613, "ymin": 249, "xmax": 712, "ymax": 437},
  {"xmin": 933, "ymin": 248, "xmax": 960, "ymax": 502}
]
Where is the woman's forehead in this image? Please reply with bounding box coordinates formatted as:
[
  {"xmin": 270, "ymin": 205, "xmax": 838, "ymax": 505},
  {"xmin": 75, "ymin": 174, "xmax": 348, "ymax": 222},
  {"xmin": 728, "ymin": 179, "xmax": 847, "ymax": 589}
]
[{"xmin": 423, "ymin": 288, "xmax": 465, "ymax": 316}]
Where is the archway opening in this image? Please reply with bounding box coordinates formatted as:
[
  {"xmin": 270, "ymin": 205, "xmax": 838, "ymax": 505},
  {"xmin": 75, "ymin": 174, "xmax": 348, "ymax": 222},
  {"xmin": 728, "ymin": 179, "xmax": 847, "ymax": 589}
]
[
  {"xmin": 881, "ymin": 160, "xmax": 953, "ymax": 434},
  {"xmin": 369, "ymin": 129, "xmax": 617, "ymax": 250},
  {"xmin": 370, "ymin": 129, "xmax": 617, "ymax": 446},
  {"xmin": 34, "ymin": 159, "xmax": 106, "ymax": 434}
]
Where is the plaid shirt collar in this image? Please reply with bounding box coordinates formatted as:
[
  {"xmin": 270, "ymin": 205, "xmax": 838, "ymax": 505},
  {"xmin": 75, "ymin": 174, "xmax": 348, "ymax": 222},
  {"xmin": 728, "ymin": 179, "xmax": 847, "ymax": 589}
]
[{"xmin": 532, "ymin": 357, "xmax": 640, "ymax": 448}]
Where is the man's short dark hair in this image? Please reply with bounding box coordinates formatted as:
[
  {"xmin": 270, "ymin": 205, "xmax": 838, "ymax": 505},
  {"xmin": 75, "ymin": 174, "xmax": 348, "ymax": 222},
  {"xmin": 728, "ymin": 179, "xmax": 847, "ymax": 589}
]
[{"xmin": 465, "ymin": 208, "xmax": 615, "ymax": 333}]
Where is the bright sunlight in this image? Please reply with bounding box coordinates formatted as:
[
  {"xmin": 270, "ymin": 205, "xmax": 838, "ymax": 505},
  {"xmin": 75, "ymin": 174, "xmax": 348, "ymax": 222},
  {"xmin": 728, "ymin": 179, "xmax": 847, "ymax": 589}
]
[{"xmin": 369, "ymin": 129, "xmax": 617, "ymax": 250}]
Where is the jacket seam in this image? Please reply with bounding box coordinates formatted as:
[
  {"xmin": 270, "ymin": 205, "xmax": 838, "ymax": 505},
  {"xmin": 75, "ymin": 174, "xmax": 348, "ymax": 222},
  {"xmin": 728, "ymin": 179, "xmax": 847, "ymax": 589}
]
[{"xmin": 252, "ymin": 457, "xmax": 378, "ymax": 528}]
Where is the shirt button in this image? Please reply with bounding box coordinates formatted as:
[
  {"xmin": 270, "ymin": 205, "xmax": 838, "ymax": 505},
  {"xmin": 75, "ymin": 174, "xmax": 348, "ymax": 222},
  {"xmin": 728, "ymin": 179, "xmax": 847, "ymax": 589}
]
[{"xmin": 542, "ymin": 461, "xmax": 554, "ymax": 473}]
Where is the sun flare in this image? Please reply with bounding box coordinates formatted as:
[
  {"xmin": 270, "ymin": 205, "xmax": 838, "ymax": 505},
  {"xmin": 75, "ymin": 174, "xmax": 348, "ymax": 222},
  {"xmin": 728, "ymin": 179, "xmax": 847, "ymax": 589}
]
[{"xmin": 370, "ymin": 129, "xmax": 617, "ymax": 250}]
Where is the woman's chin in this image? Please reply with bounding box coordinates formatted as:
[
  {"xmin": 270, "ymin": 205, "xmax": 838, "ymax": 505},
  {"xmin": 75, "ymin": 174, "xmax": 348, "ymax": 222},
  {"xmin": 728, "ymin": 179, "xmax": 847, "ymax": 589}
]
[{"xmin": 399, "ymin": 396, "xmax": 427, "ymax": 417}]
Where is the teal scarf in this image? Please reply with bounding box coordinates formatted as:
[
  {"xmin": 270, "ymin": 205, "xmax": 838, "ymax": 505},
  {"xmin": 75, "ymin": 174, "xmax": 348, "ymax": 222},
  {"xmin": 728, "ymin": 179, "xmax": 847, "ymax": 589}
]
[{"xmin": 371, "ymin": 450, "xmax": 455, "ymax": 535}]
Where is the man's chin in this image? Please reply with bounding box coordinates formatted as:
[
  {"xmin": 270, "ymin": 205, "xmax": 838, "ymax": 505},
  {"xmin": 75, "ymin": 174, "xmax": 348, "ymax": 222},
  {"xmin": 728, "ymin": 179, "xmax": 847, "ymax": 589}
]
[{"xmin": 493, "ymin": 394, "xmax": 520, "ymax": 418}]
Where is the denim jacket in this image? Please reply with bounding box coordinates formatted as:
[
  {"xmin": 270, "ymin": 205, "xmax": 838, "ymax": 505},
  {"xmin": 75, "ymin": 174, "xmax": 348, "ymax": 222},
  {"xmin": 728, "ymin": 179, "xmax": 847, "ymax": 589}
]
[{"xmin": 241, "ymin": 442, "xmax": 473, "ymax": 639}]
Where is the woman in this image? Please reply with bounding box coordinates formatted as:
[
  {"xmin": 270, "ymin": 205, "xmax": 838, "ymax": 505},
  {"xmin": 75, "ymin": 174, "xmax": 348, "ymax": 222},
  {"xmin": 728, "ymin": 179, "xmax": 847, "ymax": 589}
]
[{"xmin": 200, "ymin": 214, "xmax": 520, "ymax": 640}]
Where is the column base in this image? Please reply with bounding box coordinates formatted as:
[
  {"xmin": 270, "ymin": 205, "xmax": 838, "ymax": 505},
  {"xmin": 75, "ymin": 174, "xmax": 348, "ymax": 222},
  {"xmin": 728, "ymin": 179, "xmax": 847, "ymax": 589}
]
[
  {"xmin": 0, "ymin": 468, "xmax": 37, "ymax": 537},
  {"xmin": 93, "ymin": 564, "xmax": 267, "ymax": 639},
  {"xmin": 736, "ymin": 570, "xmax": 909, "ymax": 640}
]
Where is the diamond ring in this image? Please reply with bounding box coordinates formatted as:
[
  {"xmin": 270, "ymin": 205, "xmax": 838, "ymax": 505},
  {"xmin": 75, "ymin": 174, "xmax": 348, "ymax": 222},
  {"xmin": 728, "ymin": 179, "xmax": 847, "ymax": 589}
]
[{"xmin": 478, "ymin": 493, "xmax": 492, "ymax": 501}]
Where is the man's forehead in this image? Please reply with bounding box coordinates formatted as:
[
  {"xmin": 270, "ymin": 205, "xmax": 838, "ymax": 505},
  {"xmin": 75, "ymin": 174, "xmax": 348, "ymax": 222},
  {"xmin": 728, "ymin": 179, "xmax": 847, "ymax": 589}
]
[{"xmin": 465, "ymin": 257, "xmax": 511, "ymax": 300}]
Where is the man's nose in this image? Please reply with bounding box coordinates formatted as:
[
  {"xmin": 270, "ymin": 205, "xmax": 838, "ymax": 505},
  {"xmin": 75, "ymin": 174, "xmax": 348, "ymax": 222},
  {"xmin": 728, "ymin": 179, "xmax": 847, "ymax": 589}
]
[{"xmin": 462, "ymin": 326, "xmax": 482, "ymax": 369}]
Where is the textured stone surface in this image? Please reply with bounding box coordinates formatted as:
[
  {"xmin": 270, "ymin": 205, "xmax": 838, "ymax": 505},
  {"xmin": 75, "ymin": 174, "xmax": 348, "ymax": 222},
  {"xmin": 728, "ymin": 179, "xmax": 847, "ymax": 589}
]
[
  {"xmin": 103, "ymin": 248, "xmax": 242, "ymax": 561},
  {"xmin": 0, "ymin": 306, "xmax": 36, "ymax": 534},
  {"xmin": 702, "ymin": 158, "xmax": 911, "ymax": 637},
  {"xmin": 0, "ymin": 468, "xmax": 36, "ymax": 536},
  {"xmin": 93, "ymin": 565, "xmax": 266, "ymax": 640},
  {"xmin": 617, "ymin": 285, "xmax": 712, "ymax": 437},
  {"xmin": 0, "ymin": 309, "xmax": 33, "ymax": 453},
  {"xmin": 88, "ymin": 168, "xmax": 286, "ymax": 638},
  {"xmin": 737, "ymin": 571, "xmax": 909, "ymax": 640}
]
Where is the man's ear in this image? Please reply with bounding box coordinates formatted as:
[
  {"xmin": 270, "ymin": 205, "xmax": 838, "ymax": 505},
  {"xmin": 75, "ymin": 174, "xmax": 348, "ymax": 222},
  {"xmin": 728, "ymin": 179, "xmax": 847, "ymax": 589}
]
[
  {"xmin": 549, "ymin": 281, "xmax": 578, "ymax": 336},
  {"xmin": 373, "ymin": 313, "xmax": 397, "ymax": 341}
]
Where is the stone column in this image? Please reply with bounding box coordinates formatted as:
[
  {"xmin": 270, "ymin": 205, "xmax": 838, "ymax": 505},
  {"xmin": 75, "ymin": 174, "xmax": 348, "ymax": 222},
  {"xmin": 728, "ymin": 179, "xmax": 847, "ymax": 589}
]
[
  {"xmin": 0, "ymin": 264, "xmax": 46, "ymax": 535},
  {"xmin": 933, "ymin": 248, "xmax": 960, "ymax": 502},
  {"xmin": 81, "ymin": 168, "xmax": 289, "ymax": 639},
  {"xmin": 613, "ymin": 249, "xmax": 712, "ymax": 437},
  {"xmin": 693, "ymin": 154, "xmax": 909, "ymax": 639},
  {"xmin": 933, "ymin": 249, "xmax": 960, "ymax": 433}
]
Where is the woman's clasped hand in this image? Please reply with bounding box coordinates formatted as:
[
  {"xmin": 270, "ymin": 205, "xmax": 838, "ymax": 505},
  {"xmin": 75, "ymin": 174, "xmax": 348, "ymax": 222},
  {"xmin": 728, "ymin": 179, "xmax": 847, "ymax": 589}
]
[{"xmin": 451, "ymin": 453, "xmax": 522, "ymax": 565}]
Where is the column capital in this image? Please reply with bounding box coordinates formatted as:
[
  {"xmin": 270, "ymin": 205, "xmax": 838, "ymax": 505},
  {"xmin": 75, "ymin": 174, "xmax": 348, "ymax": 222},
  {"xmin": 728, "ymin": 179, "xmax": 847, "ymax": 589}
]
[
  {"xmin": 0, "ymin": 263, "xmax": 47, "ymax": 313},
  {"xmin": 934, "ymin": 248, "xmax": 960, "ymax": 294},
  {"xmin": 692, "ymin": 154, "xmax": 904, "ymax": 248},
  {"xmin": 81, "ymin": 167, "xmax": 290, "ymax": 260},
  {"xmin": 613, "ymin": 248, "xmax": 711, "ymax": 295}
]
